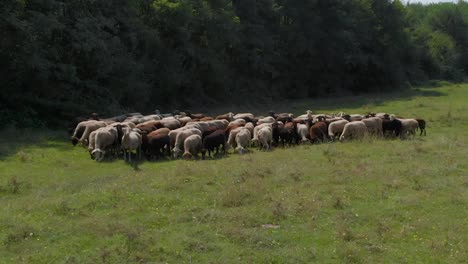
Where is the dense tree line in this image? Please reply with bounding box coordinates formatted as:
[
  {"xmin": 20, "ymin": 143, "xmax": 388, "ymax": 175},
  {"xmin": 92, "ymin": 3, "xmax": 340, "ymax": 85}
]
[{"xmin": 1, "ymin": 0, "xmax": 467, "ymax": 127}]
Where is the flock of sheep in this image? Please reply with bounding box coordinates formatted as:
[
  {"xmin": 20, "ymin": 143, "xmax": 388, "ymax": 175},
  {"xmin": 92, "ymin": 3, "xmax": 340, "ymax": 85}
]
[{"xmin": 70, "ymin": 110, "xmax": 426, "ymax": 162}]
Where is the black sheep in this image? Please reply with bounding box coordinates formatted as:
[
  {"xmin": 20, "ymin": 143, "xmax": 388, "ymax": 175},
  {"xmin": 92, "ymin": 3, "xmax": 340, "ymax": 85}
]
[
  {"xmin": 201, "ymin": 130, "xmax": 226, "ymax": 159},
  {"xmin": 382, "ymin": 119, "xmax": 402, "ymax": 137}
]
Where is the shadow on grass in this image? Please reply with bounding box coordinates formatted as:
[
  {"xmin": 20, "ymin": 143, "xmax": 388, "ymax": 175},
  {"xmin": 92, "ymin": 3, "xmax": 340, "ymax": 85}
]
[
  {"xmin": 201, "ymin": 85, "xmax": 448, "ymax": 116},
  {"xmin": 0, "ymin": 128, "xmax": 70, "ymax": 161}
]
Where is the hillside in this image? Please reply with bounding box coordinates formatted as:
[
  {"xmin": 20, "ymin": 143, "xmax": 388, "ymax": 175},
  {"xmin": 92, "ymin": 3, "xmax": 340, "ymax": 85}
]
[{"xmin": 0, "ymin": 83, "xmax": 467, "ymax": 263}]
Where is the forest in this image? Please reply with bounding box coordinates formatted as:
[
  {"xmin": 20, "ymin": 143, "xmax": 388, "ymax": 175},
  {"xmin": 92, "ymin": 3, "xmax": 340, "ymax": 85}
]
[{"xmin": 1, "ymin": 0, "xmax": 468, "ymax": 127}]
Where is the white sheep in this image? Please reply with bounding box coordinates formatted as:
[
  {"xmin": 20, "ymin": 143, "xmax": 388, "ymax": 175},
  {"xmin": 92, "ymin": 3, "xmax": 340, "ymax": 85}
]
[
  {"xmin": 228, "ymin": 119, "xmax": 246, "ymax": 127},
  {"xmin": 233, "ymin": 113, "xmax": 254, "ymax": 120},
  {"xmin": 361, "ymin": 117, "xmax": 383, "ymax": 137},
  {"xmin": 121, "ymin": 128, "xmax": 142, "ymax": 162},
  {"xmin": 244, "ymin": 122, "xmax": 255, "ymax": 136},
  {"xmin": 339, "ymin": 121, "xmax": 367, "ymax": 142},
  {"xmin": 91, "ymin": 126, "xmax": 118, "ymax": 161},
  {"xmin": 398, "ymin": 119, "xmax": 419, "ymax": 139},
  {"xmin": 137, "ymin": 114, "xmax": 161, "ymax": 124},
  {"xmin": 87, "ymin": 130, "xmax": 97, "ymax": 155},
  {"xmin": 375, "ymin": 113, "xmax": 388, "ymax": 119},
  {"xmin": 173, "ymin": 128, "xmax": 202, "ymax": 158},
  {"xmin": 257, "ymin": 116, "xmax": 276, "ymax": 125},
  {"xmin": 71, "ymin": 120, "xmax": 108, "ymax": 146},
  {"xmin": 168, "ymin": 127, "xmax": 192, "ymax": 150},
  {"xmin": 182, "ymin": 134, "xmax": 203, "ymax": 160},
  {"xmin": 328, "ymin": 119, "xmax": 349, "ymax": 140},
  {"xmin": 257, "ymin": 126, "xmax": 273, "ymax": 150},
  {"xmin": 160, "ymin": 117, "xmax": 181, "ymax": 130},
  {"xmin": 227, "ymin": 126, "xmax": 245, "ymax": 149},
  {"xmin": 297, "ymin": 123, "xmax": 310, "ymax": 142},
  {"xmin": 206, "ymin": 119, "xmax": 229, "ymax": 130},
  {"xmin": 176, "ymin": 116, "xmax": 192, "ymax": 124},
  {"xmin": 235, "ymin": 128, "xmax": 251, "ymax": 154},
  {"xmin": 349, "ymin": 114, "xmax": 364, "ymax": 122},
  {"xmin": 296, "ymin": 110, "xmax": 313, "ymax": 121},
  {"xmin": 252, "ymin": 123, "xmax": 273, "ymax": 143},
  {"xmin": 185, "ymin": 122, "xmax": 209, "ymax": 132}
]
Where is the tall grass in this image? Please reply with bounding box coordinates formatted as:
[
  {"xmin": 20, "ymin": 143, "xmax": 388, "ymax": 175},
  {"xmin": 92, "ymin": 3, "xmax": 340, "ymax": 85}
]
[{"xmin": 0, "ymin": 83, "xmax": 467, "ymax": 263}]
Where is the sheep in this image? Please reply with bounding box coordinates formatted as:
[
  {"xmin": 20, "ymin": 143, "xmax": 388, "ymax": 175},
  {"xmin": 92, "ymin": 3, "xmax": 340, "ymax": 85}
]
[
  {"xmin": 144, "ymin": 128, "xmax": 171, "ymax": 160},
  {"xmin": 91, "ymin": 126, "xmax": 118, "ymax": 161},
  {"xmin": 121, "ymin": 128, "xmax": 142, "ymax": 162},
  {"xmin": 216, "ymin": 112, "xmax": 234, "ymax": 122},
  {"xmin": 206, "ymin": 119, "xmax": 229, "ymax": 130},
  {"xmin": 308, "ymin": 117, "xmax": 328, "ymax": 144},
  {"xmin": 168, "ymin": 127, "xmax": 192, "ymax": 150},
  {"xmin": 202, "ymin": 126, "xmax": 219, "ymax": 139},
  {"xmin": 113, "ymin": 121, "xmax": 136, "ymax": 129},
  {"xmin": 244, "ymin": 122, "xmax": 255, "ymax": 136},
  {"xmin": 257, "ymin": 126, "xmax": 273, "ymax": 150},
  {"xmin": 361, "ymin": 117, "xmax": 383, "ymax": 137},
  {"xmin": 136, "ymin": 114, "xmax": 161, "ymax": 124},
  {"xmin": 415, "ymin": 118, "xmax": 426, "ymax": 136},
  {"xmin": 235, "ymin": 128, "xmax": 251, "ymax": 154},
  {"xmin": 276, "ymin": 113, "xmax": 294, "ymax": 124},
  {"xmin": 87, "ymin": 130, "xmax": 98, "ymax": 158},
  {"xmin": 278, "ymin": 122, "xmax": 298, "ymax": 146},
  {"xmin": 339, "ymin": 121, "xmax": 367, "ymax": 142},
  {"xmin": 175, "ymin": 116, "xmax": 192, "ymax": 126},
  {"xmin": 71, "ymin": 120, "xmax": 107, "ymax": 146},
  {"xmin": 328, "ymin": 120, "xmax": 349, "ymax": 140},
  {"xmin": 252, "ymin": 123, "xmax": 273, "ymax": 145},
  {"xmin": 297, "ymin": 123, "xmax": 310, "ymax": 143},
  {"xmin": 227, "ymin": 126, "xmax": 245, "ymax": 149},
  {"xmin": 185, "ymin": 111, "xmax": 205, "ymax": 120},
  {"xmin": 173, "ymin": 128, "xmax": 202, "ymax": 158},
  {"xmin": 225, "ymin": 123, "xmax": 243, "ymax": 139},
  {"xmin": 257, "ymin": 116, "xmax": 276, "ymax": 125},
  {"xmin": 233, "ymin": 113, "xmax": 254, "ymax": 120},
  {"xmin": 343, "ymin": 114, "xmax": 364, "ymax": 122},
  {"xmin": 160, "ymin": 117, "xmax": 181, "ymax": 130},
  {"xmin": 136, "ymin": 121, "xmax": 163, "ymax": 134},
  {"xmin": 182, "ymin": 134, "xmax": 203, "ymax": 160},
  {"xmin": 228, "ymin": 119, "xmax": 246, "ymax": 127},
  {"xmin": 296, "ymin": 110, "xmax": 313, "ymax": 121},
  {"xmin": 375, "ymin": 113, "xmax": 389, "ymax": 119},
  {"xmin": 399, "ymin": 119, "xmax": 419, "ymax": 139},
  {"xmin": 382, "ymin": 118, "xmax": 402, "ymax": 137},
  {"xmin": 185, "ymin": 121, "xmax": 209, "ymax": 132},
  {"xmin": 201, "ymin": 130, "xmax": 226, "ymax": 158}
]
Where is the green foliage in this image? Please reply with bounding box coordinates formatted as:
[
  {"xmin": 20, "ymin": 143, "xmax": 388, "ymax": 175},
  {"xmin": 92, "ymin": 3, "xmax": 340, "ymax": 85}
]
[{"xmin": 1, "ymin": 0, "xmax": 468, "ymax": 127}]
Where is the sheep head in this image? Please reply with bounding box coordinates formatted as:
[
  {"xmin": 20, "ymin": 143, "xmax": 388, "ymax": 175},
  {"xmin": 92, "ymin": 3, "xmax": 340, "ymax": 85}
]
[
  {"xmin": 71, "ymin": 137, "xmax": 79, "ymax": 146},
  {"xmin": 182, "ymin": 152, "xmax": 193, "ymax": 160},
  {"xmin": 91, "ymin": 149, "xmax": 105, "ymax": 161},
  {"xmin": 173, "ymin": 147, "xmax": 182, "ymax": 158}
]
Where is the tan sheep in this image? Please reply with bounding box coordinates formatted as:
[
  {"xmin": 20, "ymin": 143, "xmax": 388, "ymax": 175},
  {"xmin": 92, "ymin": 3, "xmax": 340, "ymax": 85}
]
[
  {"xmin": 235, "ymin": 128, "xmax": 251, "ymax": 154},
  {"xmin": 328, "ymin": 119, "xmax": 349, "ymax": 140},
  {"xmin": 182, "ymin": 134, "xmax": 202, "ymax": 160},
  {"xmin": 339, "ymin": 121, "xmax": 367, "ymax": 142},
  {"xmin": 361, "ymin": 117, "xmax": 383, "ymax": 137}
]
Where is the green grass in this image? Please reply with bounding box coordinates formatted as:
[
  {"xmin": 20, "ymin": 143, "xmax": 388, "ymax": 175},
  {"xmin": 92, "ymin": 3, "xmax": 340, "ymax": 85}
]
[{"xmin": 1, "ymin": 83, "xmax": 467, "ymax": 263}]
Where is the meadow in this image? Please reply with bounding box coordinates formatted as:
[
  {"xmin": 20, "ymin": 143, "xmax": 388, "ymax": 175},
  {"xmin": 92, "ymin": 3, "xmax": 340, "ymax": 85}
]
[{"xmin": 0, "ymin": 83, "xmax": 467, "ymax": 263}]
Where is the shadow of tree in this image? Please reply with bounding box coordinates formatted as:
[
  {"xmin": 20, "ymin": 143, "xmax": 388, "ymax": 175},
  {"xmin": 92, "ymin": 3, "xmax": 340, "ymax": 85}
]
[{"xmin": 0, "ymin": 129, "xmax": 70, "ymax": 160}]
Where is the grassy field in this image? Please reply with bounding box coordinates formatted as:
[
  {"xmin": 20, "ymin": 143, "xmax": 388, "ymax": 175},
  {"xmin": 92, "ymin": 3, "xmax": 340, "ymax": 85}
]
[{"xmin": 1, "ymin": 83, "xmax": 467, "ymax": 263}]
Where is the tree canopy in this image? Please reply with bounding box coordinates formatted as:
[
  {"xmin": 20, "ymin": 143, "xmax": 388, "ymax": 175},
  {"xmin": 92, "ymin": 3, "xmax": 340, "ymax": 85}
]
[{"xmin": 1, "ymin": 0, "xmax": 467, "ymax": 126}]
